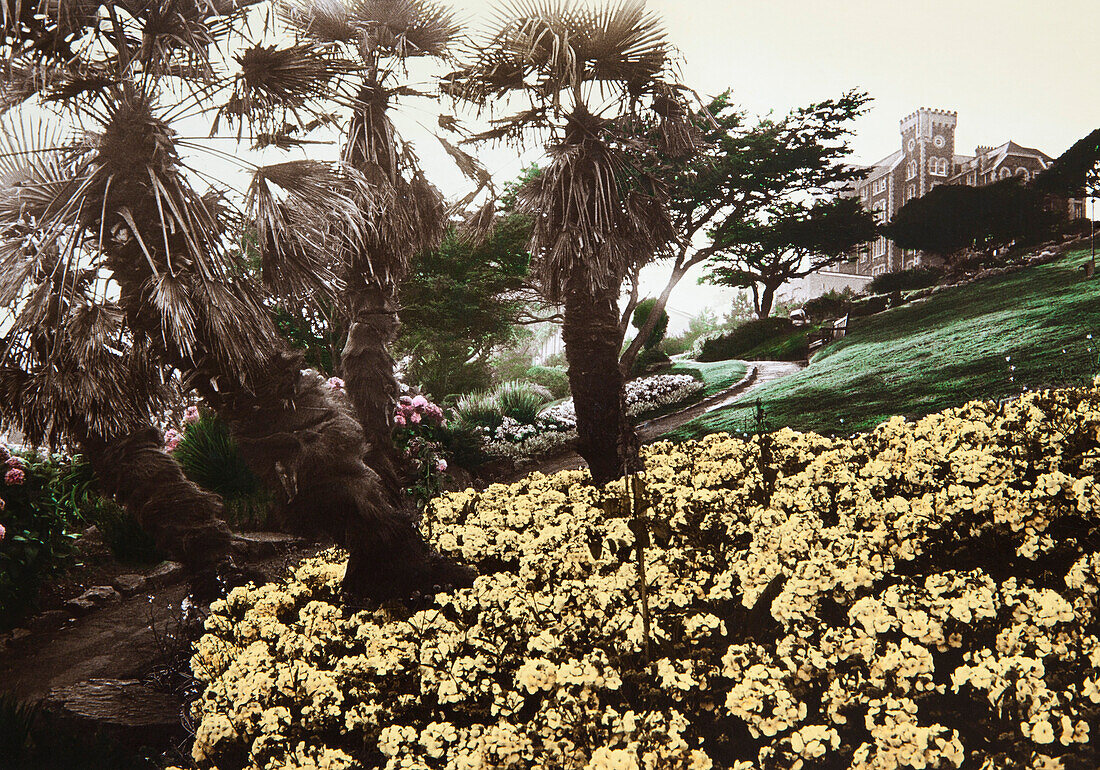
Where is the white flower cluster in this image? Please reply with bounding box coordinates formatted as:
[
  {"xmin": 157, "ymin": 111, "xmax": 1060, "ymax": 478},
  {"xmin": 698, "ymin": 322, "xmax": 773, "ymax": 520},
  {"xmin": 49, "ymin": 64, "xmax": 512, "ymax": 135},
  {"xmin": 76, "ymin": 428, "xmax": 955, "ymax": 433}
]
[
  {"xmin": 481, "ymin": 374, "xmax": 704, "ymax": 460},
  {"xmin": 186, "ymin": 379, "xmax": 1100, "ymax": 769}
]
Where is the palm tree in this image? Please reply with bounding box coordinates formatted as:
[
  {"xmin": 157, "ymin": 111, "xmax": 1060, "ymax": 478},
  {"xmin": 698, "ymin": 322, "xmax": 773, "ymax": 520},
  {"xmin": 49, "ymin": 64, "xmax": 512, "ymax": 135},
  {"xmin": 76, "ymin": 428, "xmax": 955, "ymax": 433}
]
[
  {"xmin": 239, "ymin": 0, "xmax": 462, "ymax": 496},
  {"xmin": 445, "ymin": 0, "xmax": 696, "ymax": 484},
  {"xmin": 0, "ymin": 1, "xmax": 470, "ymax": 599}
]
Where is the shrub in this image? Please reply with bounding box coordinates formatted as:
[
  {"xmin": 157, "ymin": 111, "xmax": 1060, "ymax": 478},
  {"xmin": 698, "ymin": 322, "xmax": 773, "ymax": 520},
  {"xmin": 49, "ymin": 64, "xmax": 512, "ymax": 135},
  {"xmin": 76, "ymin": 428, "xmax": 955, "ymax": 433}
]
[
  {"xmin": 0, "ymin": 449, "xmax": 81, "ymax": 628},
  {"xmin": 630, "ymin": 347, "xmax": 671, "ymax": 377},
  {"xmin": 698, "ymin": 317, "xmax": 796, "ymax": 362},
  {"xmin": 173, "ymin": 412, "xmax": 262, "ymax": 501},
  {"xmin": 868, "ymin": 266, "xmax": 944, "ymax": 295},
  {"xmin": 631, "ymin": 298, "xmax": 670, "ymax": 351},
  {"xmin": 524, "ymin": 365, "xmax": 570, "ymax": 400},
  {"xmin": 59, "ymin": 458, "xmax": 164, "ymax": 564},
  {"xmin": 496, "ymin": 381, "xmax": 552, "ymax": 424},
  {"xmin": 189, "ymin": 379, "xmax": 1100, "ymax": 770},
  {"xmin": 802, "ymin": 288, "xmax": 859, "ymax": 322},
  {"xmin": 452, "ymin": 390, "xmax": 506, "ymax": 432}
]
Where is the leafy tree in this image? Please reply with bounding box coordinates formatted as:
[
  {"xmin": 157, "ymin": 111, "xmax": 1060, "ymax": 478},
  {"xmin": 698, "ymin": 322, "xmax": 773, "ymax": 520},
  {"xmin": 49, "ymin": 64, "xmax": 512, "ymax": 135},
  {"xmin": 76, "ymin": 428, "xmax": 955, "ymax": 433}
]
[
  {"xmin": 621, "ymin": 89, "xmax": 872, "ymax": 367},
  {"xmin": 1032, "ymin": 128, "xmax": 1099, "ymax": 271},
  {"xmin": 398, "ymin": 214, "xmax": 533, "ymax": 399},
  {"xmin": 883, "ymin": 178, "xmax": 1063, "ymax": 261},
  {"xmin": 631, "ymin": 298, "xmax": 669, "ymax": 351},
  {"xmin": 0, "ymin": 2, "xmax": 469, "ymax": 599},
  {"xmin": 448, "ymin": 0, "xmax": 697, "ymax": 484},
  {"xmin": 705, "ymin": 197, "xmax": 877, "ymax": 317}
]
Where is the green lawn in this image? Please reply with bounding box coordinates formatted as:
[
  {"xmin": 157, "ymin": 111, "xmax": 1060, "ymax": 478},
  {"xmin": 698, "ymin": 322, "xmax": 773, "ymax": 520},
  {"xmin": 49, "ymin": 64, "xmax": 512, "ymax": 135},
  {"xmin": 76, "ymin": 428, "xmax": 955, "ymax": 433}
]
[
  {"xmin": 665, "ymin": 248, "xmax": 1100, "ymax": 440},
  {"xmin": 669, "ymin": 359, "xmax": 750, "ymax": 398}
]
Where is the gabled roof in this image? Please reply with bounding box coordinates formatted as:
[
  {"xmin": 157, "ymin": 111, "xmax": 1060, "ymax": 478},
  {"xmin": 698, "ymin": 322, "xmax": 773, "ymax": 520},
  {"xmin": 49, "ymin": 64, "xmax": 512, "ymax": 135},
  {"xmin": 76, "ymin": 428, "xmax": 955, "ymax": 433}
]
[
  {"xmin": 982, "ymin": 140, "xmax": 1053, "ymax": 169},
  {"xmin": 863, "ymin": 150, "xmax": 904, "ymax": 182}
]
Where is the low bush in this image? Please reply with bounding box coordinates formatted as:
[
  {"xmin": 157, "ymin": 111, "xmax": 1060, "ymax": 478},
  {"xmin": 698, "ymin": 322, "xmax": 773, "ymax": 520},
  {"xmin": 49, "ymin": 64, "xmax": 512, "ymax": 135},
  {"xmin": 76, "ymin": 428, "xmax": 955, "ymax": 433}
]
[
  {"xmin": 188, "ymin": 378, "xmax": 1100, "ymax": 769},
  {"xmin": 868, "ymin": 266, "xmax": 944, "ymax": 295},
  {"xmin": 802, "ymin": 288, "xmax": 859, "ymax": 323},
  {"xmin": 524, "ymin": 365, "xmax": 570, "ymax": 400},
  {"xmin": 0, "ymin": 447, "xmax": 81, "ymax": 628},
  {"xmin": 698, "ymin": 317, "xmax": 795, "ymax": 362},
  {"xmin": 497, "ymin": 381, "xmax": 553, "ymax": 425},
  {"xmin": 630, "ymin": 347, "xmax": 671, "ymax": 377}
]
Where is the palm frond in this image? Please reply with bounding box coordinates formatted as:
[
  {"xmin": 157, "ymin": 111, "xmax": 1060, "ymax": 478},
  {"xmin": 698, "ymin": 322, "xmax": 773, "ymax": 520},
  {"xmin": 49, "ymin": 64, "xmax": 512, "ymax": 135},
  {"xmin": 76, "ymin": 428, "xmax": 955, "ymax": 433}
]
[
  {"xmin": 347, "ymin": 0, "xmax": 460, "ymax": 59},
  {"xmin": 279, "ymin": 0, "xmax": 359, "ymax": 43},
  {"xmin": 219, "ymin": 42, "xmax": 354, "ymax": 143},
  {"xmin": 436, "ymin": 133, "xmax": 491, "ymax": 187},
  {"xmin": 248, "ymin": 159, "xmax": 371, "ymax": 299}
]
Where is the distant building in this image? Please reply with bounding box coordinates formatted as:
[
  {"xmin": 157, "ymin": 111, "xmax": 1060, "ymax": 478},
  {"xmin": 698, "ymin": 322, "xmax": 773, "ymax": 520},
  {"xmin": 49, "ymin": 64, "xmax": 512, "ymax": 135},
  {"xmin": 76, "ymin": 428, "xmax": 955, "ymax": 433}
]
[{"xmin": 842, "ymin": 108, "xmax": 1087, "ymax": 276}]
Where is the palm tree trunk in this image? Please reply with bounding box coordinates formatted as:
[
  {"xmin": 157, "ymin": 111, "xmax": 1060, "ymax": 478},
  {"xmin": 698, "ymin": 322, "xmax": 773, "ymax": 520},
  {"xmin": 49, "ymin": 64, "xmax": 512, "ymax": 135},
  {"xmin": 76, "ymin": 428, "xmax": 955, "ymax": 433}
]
[
  {"xmin": 562, "ymin": 279, "xmax": 642, "ymax": 485},
  {"xmin": 80, "ymin": 426, "xmax": 233, "ymax": 572},
  {"xmin": 201, "ymin": 349, "xmax": 470, "ymax": 599},
  {"xmin": 339, "ymin": 274, "xmax": 405, "ymax": 494}
]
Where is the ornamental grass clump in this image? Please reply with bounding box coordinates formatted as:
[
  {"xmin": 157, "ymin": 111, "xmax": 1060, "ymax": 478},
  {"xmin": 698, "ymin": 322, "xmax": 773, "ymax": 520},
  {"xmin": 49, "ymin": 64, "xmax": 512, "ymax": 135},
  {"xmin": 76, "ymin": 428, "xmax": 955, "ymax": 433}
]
[{"xmin": 188, "ymin": 378, "xmax": 1100, "ymax": 769}]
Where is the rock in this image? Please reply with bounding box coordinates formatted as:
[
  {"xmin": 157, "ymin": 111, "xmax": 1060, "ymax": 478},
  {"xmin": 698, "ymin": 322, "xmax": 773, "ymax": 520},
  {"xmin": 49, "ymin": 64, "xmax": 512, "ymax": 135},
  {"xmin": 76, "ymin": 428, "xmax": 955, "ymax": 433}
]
[
  {"xmin": 145, "ymin": 561, "xmax": 184, "ymax": 588},
  {"xmin": 9, "ymin": 627, "xmax": 31, "ymax": 643},
  {"xmin": 40, "ymin": 678, "xmax": 184, "ymax": 750},
  {"xmin": 231, "ymin": 531, "xmax": 305, "ymax": 560},
  {"xmin": 65, "ymin": 586, "xmax": 121, "ymax": 616},
  {"xmin": 29, "ymin": 610, "xmax": 69, "ymax": 632},
  {"xmin": 112, "ymin": 574, "xmax": 147, "ymax": 596}
]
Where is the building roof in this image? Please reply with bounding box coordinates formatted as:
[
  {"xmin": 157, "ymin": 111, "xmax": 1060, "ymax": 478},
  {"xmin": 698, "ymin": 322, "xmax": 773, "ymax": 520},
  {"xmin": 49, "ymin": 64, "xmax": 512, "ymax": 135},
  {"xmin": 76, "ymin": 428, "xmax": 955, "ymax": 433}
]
[
  {"xmin": 981, "ymin": 140, "xmax": 1053, "ymax": 169},
  {"xmin": 863, "ymin": 149, "xmax": 904, "ymax": 182}
]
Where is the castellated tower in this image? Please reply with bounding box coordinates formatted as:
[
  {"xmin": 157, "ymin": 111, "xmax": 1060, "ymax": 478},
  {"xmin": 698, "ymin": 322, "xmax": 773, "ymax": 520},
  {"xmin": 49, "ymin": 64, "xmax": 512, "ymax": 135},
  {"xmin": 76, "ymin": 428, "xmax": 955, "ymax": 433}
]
[{"xmin": 899, "ymin": 108, "xmax": 957, "ymax": 200}]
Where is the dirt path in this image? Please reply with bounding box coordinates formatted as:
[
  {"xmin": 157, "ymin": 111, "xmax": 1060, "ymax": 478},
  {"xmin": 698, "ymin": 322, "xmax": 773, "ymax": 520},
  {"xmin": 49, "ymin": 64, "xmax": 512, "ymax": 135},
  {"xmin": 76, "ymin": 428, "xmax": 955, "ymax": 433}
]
[{"xmin": 509, "ymin": 360, "xmax": 805, "ymax": 480}]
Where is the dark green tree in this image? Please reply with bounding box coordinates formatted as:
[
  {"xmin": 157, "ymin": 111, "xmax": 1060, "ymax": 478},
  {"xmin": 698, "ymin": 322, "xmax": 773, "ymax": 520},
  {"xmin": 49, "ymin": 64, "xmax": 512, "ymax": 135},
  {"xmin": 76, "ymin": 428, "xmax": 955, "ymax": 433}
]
[
  {"xmin": 620, "ymin": 89, "xmax": 872, "ymax": 366},
  {"xmin": 631, "ymin": 298, "xmax": 669, "ymax": 351},
  {"xmin": 398, "ymin": 213, "xmax": 534, "ymax": 399},
  {"xmin": 883, "ymin": 178, "xmax": 1063, "ymax": 262},
  {"xmin": 705, "ymin": 197, "xmax": 877, "ymax": 318}
]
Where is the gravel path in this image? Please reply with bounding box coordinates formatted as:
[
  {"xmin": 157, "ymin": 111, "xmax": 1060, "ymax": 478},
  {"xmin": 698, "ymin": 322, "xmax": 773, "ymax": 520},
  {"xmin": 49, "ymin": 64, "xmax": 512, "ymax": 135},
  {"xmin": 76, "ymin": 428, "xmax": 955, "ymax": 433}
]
[{"xmin": 508, "ymin": 360, "xmax": 806, "ymax": 481}]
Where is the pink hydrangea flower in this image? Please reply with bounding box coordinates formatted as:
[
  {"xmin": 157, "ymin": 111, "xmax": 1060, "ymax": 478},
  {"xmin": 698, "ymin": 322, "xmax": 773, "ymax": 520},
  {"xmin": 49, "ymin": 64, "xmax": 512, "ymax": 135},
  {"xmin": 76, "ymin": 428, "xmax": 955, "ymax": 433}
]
[
  {"xmin": 436, "ymin": 459, "xmax": 448, "ymax": 473},
  {"xmin": 5, "ymin": 456, "xmax": 24, "ymax": 469},
  {"xmin": 399, "ymin": 395, "xmax": 413, "ymax": 405},
  {"xmin": 394, "ymin": 413, "xmax": 407, "ymax": 426},
  {"xmin": 325, "ymin": 376, "xmax": 345, "ymax": 391},
  {"xmin": 408, "ymin": 411, "xmax": 421, "ymax": 424},
  {"xmin": 164, "ymin": 429, "xmax": 183, "ymax": 452},
  {"xmin": 0, "ymin": 495, "xmax": 5, "ymax": 510},
  {"xmin": 4, "ymin": 468, "xmax": 25, "ymax": 486},
  {"xmin": 0, "ymin": 521, "xmax": 5, "ymax": 542},
  {"xmin": 183, "ymin": 405, "xmax": 200, "ymax": 425},
  {"xmin": 411, "ymin": 395, "xmax": 429, "ymax": 409}
]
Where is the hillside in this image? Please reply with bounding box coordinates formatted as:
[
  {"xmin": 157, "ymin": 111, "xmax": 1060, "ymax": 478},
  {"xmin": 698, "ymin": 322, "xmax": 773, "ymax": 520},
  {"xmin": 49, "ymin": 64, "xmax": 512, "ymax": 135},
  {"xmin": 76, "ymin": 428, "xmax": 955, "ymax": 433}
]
[{"xmin": 666, "ymin": 247, "xmax": 1100, "ymax": 440}]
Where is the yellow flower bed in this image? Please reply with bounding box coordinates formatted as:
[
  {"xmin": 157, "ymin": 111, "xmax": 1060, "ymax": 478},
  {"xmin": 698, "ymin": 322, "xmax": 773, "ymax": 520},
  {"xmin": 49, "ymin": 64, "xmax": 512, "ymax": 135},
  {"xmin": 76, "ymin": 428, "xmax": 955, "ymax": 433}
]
[{"xmin": 187, "ymin": 381, "xmax": 1100, "ymax": 769}]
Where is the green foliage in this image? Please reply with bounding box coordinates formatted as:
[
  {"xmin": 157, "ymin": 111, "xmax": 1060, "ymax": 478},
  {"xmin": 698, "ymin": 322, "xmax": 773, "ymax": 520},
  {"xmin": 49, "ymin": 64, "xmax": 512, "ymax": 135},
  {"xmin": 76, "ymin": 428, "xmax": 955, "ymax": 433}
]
[
  {"xmin": 697, "ymin": 317, "xmax": 796, "ymax": 362},
  {"xmin": 631, "ymin": 298, "xmax": 669, "ymax": 351},
  {"xmin": 669, "ymin": 359, "xmax": 750, "ymax": 398},
  {"xmin": 630, "ymin": 347, "xmax": 671, "ymax": 377},
  {"xmin": 524, "ymin": 365, "xmax": 570, "ymax": 400},
  {"xmin": 802, "ymin": 287, "xmax": 860, "ymax": 322},
  {"xmin": 272, "ymin": 304, "xmax": 344, "ymax": 377},
  {"xmin": 867, "ymin": 266, "xmax": 943, "ymax": 295},
  {"xmin": 56, "ymin": 458, "xmax": 163, "ymax": 565},
  {"xmin": 453, "ymin": 381, "xmax": 552, "ymax": 432},
  {"xmin": 398, "ymin": 215, "xmax": 533, "ymax": 400},
  {"xmin": 0, "ymin": 451, "xmax": 82, "ymax": 628},
  {"xmin": 1031, "ymin": 127, "xmax": 1100, "ymax": 198},
  {"xmin": 884, "ymin": 179, "xmax": 1064, "ymax": 260},
  {"xmin": 173, "ymin": 412, "xmax": 261, "ymax": 501},
  {"xmin": 496, "ymin": 380, "xmax": 552, "ymax": 424}
]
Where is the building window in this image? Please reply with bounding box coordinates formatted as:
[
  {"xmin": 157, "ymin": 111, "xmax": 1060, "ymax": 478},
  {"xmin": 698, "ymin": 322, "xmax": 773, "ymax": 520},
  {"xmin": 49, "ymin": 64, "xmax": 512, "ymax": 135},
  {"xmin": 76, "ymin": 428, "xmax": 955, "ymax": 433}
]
[
  {"xmin": 933, "ymin": 134, "xmax": 945, "ymax": 148},
  {"xmin": 907, "ymin": 184, "xmax": 916, "ymax": 201},
  {"xmin": 908, "ymin": 138, "xmax": 916, "ymax": 151},
  {"xmin": 872, "ymin": 178, "xmax": 887, "ymax": 195},
  {"xmin": 1017, "ymin": 167, "xmax": 1029, "ymax": 180},
  {"xmin": 967, "ymin": 172, "xmax": 975, "ymax": 184},
  {"xmin": 929, "ymin": 157, "xmax": 948, "ymax": 176},
  {"xmin": 906, "ymin": 160, "xmax": 917, "ymax": 180},
  {"xmin": 861, "ymin": 188, "xmax": 868, "ymax": 200},
  {"xmin": 999, "ymin": 167, "xmax": 1012, "ymax": 180}
]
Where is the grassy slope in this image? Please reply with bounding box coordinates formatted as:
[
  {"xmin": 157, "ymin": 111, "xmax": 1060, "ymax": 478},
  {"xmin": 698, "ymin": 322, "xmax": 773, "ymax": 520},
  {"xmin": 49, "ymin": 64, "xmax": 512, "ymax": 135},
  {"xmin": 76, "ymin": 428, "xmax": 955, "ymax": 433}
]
[
  {"xmin": 666, "ymin": 248, "xmax": 1100, "ymax": 440},
  {"xmin": 668, "ymin": 359, "xmax": 750, "ymax": 398}
]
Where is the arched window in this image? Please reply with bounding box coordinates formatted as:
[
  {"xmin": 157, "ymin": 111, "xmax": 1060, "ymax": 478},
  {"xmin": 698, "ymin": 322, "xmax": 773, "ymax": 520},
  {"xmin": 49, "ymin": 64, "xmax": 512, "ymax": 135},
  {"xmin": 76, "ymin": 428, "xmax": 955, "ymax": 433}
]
[
  {"xmin": 929, "ymin": 157, "xmax": 948, "ymax": 176},
  {"xmin": 999, "ymin": 167, "xmax": 1012, "ymax": 179},
  {"xmin": 906, "ymin": 160, "xmax": 917, "ymax": 180},
  {"xmin": 1016, "ymin": 167, "xmax": 1029, "ymax": 180}
]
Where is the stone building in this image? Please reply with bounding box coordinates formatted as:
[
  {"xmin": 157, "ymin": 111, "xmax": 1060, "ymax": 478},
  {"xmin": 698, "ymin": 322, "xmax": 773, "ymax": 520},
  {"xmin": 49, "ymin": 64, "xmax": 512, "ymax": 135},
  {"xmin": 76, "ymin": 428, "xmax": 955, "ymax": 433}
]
[{"xmin": 841, "ymin": 108, "xmax": 1086, "ymax": 276}]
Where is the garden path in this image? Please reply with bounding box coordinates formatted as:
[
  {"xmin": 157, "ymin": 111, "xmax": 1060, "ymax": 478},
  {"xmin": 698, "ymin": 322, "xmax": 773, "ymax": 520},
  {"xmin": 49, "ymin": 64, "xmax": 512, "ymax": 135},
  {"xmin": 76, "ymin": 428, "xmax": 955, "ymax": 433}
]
[{"xmin": 510, "ymin": 360, "xmax": 805, "ymax": 480}]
